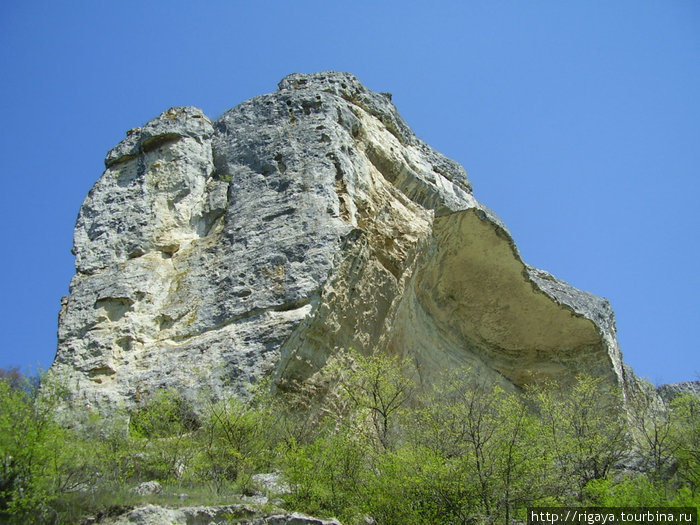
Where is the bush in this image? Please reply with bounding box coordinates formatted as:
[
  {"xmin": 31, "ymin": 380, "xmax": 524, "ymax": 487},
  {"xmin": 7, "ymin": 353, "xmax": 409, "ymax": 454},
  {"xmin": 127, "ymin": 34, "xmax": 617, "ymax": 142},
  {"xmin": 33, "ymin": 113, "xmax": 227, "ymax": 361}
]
[
  {"xmin": 190, "ymin": 396, "xmax": 274, "ymax": 493},
  {"xmin": 281, "ymin": 426, "xmax": 371, "ymax": 522},
  {"xmin": 0, "ymin": 372, "xmax": 93, "ymax": 522},
  {"xmin": 669, "ymin": 393, "xmax": 700, "ymax": 491},
  {"xmin": 2, "ymin": 360, "xmax": 698, "ymax": 524},
  {"xmin": 129, "ymin": 389, "xmax": 199, "ymax": 439}
]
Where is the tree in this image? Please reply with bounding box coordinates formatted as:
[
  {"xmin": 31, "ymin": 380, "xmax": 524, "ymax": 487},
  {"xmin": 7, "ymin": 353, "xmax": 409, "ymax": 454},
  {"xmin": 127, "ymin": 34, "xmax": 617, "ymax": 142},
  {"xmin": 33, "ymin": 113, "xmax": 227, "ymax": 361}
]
[
  {"xmin": 627, "ymin": 382, "xmax": 679, "ymax": 480},
  {"xmin": 193, "ymin": 396, "xmax": 273, "ymax": 493},
  {"xmin": 493, "ymin": 389, "xmax": 547, "ymax": 524},
  {"xmin": 413, "ymin": 371, "xmax": 545, "ymax": 524},
  {"xmin": 530, "ymin": 375, "xmax": 630, "ymax": 502},
  {"xmin": 281, "ymin": 424, "xmax": 371, "ymax": 522},
  {"xmin": 0, "ymin": 367, "xmax": 25, "ymax": 391},
  {"xmin": 0, "ymin": 372, "xmax": 91, "ymax": 523},
  {"xmin": 669, "ymin": 393, "xmax": 700, "ymax": 491},
  {"xmin": 332, "ymin": 350, "xmax": 416, "ymax": 451},
  {"xmin": 128, "ymin": 389, "xmax": 199, "ymax": 484}
]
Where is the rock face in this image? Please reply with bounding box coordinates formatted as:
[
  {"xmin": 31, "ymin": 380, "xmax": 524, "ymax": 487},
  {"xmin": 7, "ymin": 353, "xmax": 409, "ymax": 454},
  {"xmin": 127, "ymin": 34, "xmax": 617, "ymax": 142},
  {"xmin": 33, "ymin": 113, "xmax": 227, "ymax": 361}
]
[
  {"xmin": 97, "ymin": 504, "xmax": 342, "ymax": 525},
  {"xmin": 51, "ymin": 71, "xmax": 630, "ymax": 412},
  {"xmin": 657, "ymin": 381, "xmax": 700, "ymax": 403}
]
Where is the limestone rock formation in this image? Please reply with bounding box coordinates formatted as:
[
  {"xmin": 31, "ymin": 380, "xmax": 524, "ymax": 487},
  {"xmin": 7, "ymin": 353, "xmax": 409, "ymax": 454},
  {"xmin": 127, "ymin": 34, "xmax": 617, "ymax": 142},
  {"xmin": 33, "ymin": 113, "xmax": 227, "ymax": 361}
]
[
  {"xmin": 50, "ymin": 72, "xmax": 630, "ymax": 412},
  {"xmin": 95, "ymin": 504, "xmax": 342, "ymax": 525},
  {"xmin": 657, "ymin": 381, "xmax": 700, "ymax": 403}
]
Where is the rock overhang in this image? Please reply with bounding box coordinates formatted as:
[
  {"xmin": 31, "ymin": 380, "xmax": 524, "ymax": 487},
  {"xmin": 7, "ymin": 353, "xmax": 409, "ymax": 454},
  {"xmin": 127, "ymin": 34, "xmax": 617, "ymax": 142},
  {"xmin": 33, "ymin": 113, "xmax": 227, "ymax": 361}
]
[
  {"xmin": 416, "ymin": 207, "xmax": 619, "ymax": 388},
  {"xmin": 51, "ymin": 71, "xmax": 631, "ymax": 413}
]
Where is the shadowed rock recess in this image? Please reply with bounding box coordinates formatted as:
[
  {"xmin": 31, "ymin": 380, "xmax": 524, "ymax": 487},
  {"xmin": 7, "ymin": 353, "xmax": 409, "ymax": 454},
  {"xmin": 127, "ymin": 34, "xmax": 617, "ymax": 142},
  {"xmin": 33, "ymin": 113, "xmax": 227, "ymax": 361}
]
[{"xmin": 50, "ymin": 72, "xmax": 632, "ymax": 412}]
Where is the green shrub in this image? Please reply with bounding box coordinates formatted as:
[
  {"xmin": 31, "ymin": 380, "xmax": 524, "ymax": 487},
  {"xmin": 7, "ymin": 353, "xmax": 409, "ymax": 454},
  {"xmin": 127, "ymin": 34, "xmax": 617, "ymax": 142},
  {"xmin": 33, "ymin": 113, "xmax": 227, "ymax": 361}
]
[
  {"xmin": 190, "ymin": 396, "xmax": 274, "ymax": 493},
  {"xmin": 2, "ymin": 361, "xmax": 698, "ymax": 524},
  {"xmin": 129, "ymin": 389, "xmax": 199, "ymax": 439},
  {"xmin": 0, "ymin": 373, "xmax": 96, "ymax": 523},
  {"xmin": 280, "ymin": 425, "xmax": 372, "ymax": 522}
]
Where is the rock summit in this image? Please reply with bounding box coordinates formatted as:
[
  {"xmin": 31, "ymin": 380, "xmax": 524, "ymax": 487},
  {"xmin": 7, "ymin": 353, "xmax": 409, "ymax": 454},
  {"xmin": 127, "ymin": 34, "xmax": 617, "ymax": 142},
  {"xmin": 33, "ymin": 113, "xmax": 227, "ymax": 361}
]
[{"xmin": 51, "ymin": 72, "xmax": 631, "ymax": 411}]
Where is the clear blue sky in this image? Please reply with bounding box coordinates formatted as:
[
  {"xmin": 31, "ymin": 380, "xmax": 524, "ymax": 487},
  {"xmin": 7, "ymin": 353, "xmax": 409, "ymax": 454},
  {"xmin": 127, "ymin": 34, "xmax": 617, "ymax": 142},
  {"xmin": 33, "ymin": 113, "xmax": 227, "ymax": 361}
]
[{"xmin": 1, "ymin": 1, "xmax": 698, "ymax": 385}]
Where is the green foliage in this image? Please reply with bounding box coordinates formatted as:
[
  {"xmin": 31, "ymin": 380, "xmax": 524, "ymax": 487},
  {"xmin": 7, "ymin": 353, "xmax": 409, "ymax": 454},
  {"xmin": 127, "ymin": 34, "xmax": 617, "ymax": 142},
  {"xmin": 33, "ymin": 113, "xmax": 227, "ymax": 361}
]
[
  {"xmin": 274, "ymin": 361, "xmax": 699, "ymax": 525},
  {"xmin": 0, "ymin": 372, "xmax": 97, "ymax": 523},
  {"xmin": 129, "ymin": 389, "xmax": 199, "ymax": 439},
  {"xmin": 281, "ymin": 425, "xmax": 372, "ymax": 522},
  {"xmin": 190, "ymin": 396, "xmax": 274, "ymax": 493},
  {"xmin": 528, "ymin": 375, "xmax": 630, "ymax": 502},
  {"xmin": 0, "ymin": 366, "xmax": 39, "ymax": 392},
  {"xmin": 277, "ymin": 351, "xmax": 411, "ymax": 523},
  {"xmin": 585, "ymin": 476, "xmax": 668, "ymax": 506},
  {"xmin": 669, "ymin": 393, "xmax": 700, "ymax": 490},
  {"xmin": 627, "ymin": 382, "xmax": 678, "ymax": 480},
  {"xmin": 332, "ymin": 350, "xmax": 416, "ymax": 451},
  {"xmin": 362, "ymin": 444, "xmax": 438, "ymax": 524},
  {"xmin": 403, "ymin": 374, "xmax": 547, "ymax": 525},
  {"xmin": 585, "ymin": 475, "xmax": 700, "ymax": 508},
  {"xmin": 2, "ymin": 360, "xmax": 699, "ymax": 524},
  {"xmin": 127, "ymin": 390, "xmax": 200, "ymax": 484}
]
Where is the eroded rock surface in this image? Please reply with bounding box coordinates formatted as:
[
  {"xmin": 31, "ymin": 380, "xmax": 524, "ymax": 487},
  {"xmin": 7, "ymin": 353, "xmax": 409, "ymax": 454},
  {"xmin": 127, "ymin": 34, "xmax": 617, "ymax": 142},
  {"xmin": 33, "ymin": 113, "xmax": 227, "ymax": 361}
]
[
  {"xmin": 51, "ymin": 71, "xmax": 630, "ymax": 412},
  {"xmin": 97, "ymin": 504, "xmax": 342, "ymax": 525},
  {"xmin": 657, "ymin": 381, "xmax": 700, "ymax": 402}
]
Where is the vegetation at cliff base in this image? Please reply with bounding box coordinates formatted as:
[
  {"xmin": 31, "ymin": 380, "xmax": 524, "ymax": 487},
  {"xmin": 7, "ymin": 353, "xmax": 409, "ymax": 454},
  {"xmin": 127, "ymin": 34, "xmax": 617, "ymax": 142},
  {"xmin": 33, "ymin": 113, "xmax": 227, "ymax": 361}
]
[{"xmin": 0, "ymin": 356, "xmax": 698, "ymax": 524}]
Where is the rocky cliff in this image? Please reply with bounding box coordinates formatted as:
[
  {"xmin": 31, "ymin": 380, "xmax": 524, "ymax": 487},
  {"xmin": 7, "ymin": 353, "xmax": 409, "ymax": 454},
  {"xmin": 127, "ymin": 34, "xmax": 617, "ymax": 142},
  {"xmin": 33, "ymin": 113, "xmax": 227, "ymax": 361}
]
[
  {"xmin": 657, "ymin": 381, "xmax": 700, "ymax": 402},
  {"xmin": 50, "ymin": 72, "xmax": 630, "ymax": 412}
]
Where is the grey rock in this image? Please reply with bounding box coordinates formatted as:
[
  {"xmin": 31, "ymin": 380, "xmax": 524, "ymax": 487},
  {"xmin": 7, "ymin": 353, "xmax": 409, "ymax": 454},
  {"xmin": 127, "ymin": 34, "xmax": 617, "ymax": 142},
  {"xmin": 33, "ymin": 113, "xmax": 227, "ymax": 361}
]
[
  {"xmin": 98, "ymin": 504, "xmax": 341, "ymax": 525},
  {"xmin": 105, "ymin": 107, "xmax": 213, "ymax": 168},
  {"xmin": 251, "ymin": 472, "xmax": 291, "ymax": 495},
  {"xmin": 657, "ymin": 381, "xmax": 700, "ymax": 402},
  {"xmin": 129, "ymin": 481, "xmax": 162, "ymax": 496},
  {"xmin": 98, "ymin": 504, "xmax": 256, "ymax": 525},
  {"xmin": 244, "ymin": 513, "xmax": 342, "ymax": 525},
  {"xmin": 240, "ymin": 494, "xmax": 271, "ymax": 506},
  {"xmin": 50, "ymin": 71, "xmax": 633, "ymax": 414}
]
